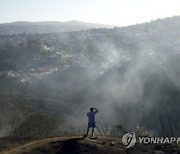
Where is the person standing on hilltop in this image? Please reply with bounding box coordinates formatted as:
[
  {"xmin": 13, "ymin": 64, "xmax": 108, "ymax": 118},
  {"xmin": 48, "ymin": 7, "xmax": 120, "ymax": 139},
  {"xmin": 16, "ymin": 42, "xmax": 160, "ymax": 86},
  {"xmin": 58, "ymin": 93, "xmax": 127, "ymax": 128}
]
[{"xmin": 85, "ymin": 107, "xmax": 98, "ymax": 137}]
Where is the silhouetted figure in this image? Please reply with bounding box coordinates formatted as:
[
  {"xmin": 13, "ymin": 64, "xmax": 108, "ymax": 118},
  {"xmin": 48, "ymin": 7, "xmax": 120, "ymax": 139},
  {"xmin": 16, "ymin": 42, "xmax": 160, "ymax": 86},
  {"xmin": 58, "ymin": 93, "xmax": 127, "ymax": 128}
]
[{"xmin": 85, "ymin": 107, "xmax": 98, "ymax": 137}]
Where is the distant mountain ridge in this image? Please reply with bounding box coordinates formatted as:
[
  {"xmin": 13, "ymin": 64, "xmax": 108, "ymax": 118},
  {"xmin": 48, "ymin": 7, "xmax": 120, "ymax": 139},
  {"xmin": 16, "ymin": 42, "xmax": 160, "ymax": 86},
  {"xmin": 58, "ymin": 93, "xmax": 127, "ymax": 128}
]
[{"xmin": 0, "ymin": 20, "xmax": 114, "ymax": 34}]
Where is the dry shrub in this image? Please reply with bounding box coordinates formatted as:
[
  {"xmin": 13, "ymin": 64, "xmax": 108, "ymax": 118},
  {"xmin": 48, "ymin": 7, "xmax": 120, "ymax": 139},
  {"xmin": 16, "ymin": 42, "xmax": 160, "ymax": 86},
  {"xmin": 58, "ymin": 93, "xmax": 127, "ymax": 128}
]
[{"xmin": 13, "ymin": 112, "xmax": 62, "ymax": 137}]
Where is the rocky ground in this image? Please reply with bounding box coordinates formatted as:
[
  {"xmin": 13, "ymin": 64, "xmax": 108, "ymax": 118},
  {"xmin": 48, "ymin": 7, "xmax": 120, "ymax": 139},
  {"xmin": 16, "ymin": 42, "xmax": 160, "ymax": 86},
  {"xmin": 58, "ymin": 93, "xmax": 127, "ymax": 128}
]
[{"xmin": 1, "ymin": 136, "xmax": 180, "ymax": 154}]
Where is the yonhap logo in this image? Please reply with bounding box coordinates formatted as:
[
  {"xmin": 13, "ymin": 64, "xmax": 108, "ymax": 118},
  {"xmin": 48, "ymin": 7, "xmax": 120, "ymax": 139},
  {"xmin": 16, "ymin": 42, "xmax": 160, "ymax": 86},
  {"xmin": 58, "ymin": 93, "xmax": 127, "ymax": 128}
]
[
  {"xmin": 122, "ymin": 132, "xmax": 136, "ymax": 148},
  {"xmin": 122, "ymin": 132, "xmax": 180, "ymax": 149}
]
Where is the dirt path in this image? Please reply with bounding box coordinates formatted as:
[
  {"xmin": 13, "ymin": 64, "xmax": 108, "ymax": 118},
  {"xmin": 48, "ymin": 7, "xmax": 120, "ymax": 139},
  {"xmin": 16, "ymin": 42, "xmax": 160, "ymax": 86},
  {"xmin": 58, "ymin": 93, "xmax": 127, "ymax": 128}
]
[
  {"xmin": 2, "ymin": 136, "xmax": 125, "ymax": 154},
  {"xmin": 2, "ymin": 136, "xmax": 179, "ymax": 154},
  {"xmin": 1, "ymin": 136, "xmax": 75, "ymax": 154}
]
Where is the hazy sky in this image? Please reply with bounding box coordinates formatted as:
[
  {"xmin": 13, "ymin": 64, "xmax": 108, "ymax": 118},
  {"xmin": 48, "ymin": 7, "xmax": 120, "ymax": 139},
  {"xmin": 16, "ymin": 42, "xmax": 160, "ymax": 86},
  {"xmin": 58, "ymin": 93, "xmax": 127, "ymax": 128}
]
[{"xmin": 1, "ymin": 0, "xmax": 180, "ymax": 26}]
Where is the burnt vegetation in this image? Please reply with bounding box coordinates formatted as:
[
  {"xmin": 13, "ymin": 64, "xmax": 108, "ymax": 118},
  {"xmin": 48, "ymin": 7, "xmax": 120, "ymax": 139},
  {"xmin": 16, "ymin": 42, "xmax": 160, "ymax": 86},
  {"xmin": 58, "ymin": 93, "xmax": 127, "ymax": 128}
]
[{"xmin": 0, "ymin": 16, "xmax": 180, "ymax": 139}]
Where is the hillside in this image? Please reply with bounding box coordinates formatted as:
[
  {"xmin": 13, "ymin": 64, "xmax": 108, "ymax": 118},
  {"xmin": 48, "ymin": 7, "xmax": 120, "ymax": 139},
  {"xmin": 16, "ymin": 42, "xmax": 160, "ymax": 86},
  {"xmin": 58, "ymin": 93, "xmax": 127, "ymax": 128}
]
[
  {"xmin": 0, "ymin": 16, "xmax": 180, "ymax": 142},
  {"xmin": 1, "ymin": 136, "xmax": 180, "ymax": 154},
  {"xmin": 0, "ymin": 20, "xmax": 113, "ymax": 34}
]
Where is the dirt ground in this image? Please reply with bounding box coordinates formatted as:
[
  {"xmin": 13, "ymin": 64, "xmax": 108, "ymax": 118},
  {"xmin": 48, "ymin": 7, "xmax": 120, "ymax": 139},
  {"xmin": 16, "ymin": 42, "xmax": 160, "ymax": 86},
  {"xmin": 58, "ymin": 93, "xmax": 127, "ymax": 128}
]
[{"xmin": 1, "ymin": 136, "xmax": 180, "ymax": 154}]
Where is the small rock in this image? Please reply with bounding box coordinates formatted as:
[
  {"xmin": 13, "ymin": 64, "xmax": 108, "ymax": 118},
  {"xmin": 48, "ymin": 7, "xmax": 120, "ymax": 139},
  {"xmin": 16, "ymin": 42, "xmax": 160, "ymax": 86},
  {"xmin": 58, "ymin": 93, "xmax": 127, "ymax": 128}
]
[{"xmin": 110, "ymin": 141, "xmax": 116, "ymax": 146}]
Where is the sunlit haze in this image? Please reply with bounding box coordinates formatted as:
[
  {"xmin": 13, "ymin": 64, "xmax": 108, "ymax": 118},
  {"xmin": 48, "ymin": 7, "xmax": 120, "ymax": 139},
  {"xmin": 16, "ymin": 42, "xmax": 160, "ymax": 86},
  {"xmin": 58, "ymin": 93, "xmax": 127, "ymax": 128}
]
[{"xmin": 1, "ymin": 0, "xmax": 180, "ymax": 26}]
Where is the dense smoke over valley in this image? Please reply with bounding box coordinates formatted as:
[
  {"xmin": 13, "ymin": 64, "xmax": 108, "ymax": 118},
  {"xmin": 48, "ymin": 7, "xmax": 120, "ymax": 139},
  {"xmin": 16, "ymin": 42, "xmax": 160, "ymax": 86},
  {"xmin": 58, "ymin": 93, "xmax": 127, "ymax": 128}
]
[{"xmin": 0, "ymin": 16, "xmax": 180, "ymax": 137}]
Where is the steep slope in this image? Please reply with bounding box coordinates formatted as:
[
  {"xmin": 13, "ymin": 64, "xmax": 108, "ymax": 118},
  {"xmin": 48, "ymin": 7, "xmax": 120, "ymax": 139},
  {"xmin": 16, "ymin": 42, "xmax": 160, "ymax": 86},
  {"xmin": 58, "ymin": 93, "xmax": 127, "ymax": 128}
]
[{"xmin": 0, "ymin": 16, "xmax": 180, "ymax": 138}]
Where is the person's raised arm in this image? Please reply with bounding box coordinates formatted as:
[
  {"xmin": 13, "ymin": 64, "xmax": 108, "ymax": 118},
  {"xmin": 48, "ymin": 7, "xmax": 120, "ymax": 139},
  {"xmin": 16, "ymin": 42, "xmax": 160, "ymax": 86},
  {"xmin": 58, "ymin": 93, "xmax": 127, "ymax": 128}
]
[{"xmin": 93, "ymin": 107, "xmax": 98, "ymax": 113}]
